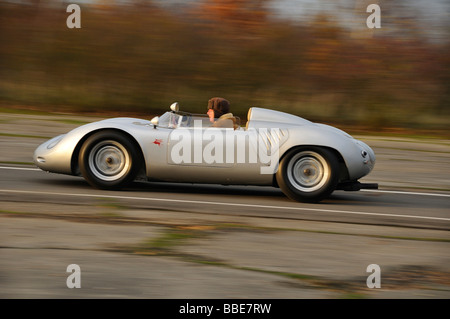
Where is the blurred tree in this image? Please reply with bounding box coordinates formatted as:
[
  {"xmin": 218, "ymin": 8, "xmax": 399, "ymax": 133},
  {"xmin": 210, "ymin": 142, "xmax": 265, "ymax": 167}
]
[
  {"xmin": 196, "ymin": 0, "xmax": 269, "ymax": 28},
  {"xmin": 0, "ymin": 1, "xmax": 448, "ymax": 131}
]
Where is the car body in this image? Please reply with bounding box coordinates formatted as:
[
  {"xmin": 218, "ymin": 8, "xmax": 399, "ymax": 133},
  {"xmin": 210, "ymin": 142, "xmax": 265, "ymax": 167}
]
[{"xmin": 34, "ymin": 104, "xmax": 377, "ymax": 202}]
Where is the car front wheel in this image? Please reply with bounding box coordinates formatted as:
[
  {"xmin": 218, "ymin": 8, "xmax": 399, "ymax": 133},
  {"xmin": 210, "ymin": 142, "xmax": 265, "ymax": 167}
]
[
  {"xmin": 276, "ymin": 147, "xmax": 340, "ymax": 203},
  {"xmin": 79, "ymin": 130, "xmax": 142, "ymax": 190}
]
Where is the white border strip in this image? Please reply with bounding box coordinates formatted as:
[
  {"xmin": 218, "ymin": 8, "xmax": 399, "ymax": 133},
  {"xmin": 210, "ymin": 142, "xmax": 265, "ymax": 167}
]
[{"xmin": 0, "ymin": 189, "xmax": 449, "ymax": 222}]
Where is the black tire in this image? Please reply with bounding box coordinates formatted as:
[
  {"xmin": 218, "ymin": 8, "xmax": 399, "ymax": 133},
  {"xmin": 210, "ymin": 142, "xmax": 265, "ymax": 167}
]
[
  {"xmin": 276, "ymin": 147, "xmax": 340, "ymax": 203},
  {"xmin": 79, "ymin": 130, "xmax": 142, "ymax": 190}
]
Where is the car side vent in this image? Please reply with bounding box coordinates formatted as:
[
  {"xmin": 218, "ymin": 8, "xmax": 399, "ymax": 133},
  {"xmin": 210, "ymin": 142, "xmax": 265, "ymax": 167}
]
[{"xmin": 258, "ymin": 128, "xmax": 288, "ymax": 153}]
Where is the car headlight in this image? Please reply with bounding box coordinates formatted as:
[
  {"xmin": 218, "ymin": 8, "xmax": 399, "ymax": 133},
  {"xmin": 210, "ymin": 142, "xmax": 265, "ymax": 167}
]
[{"xmin": 47, "ymin": 135, "xmax": 64, "ymax": 149}]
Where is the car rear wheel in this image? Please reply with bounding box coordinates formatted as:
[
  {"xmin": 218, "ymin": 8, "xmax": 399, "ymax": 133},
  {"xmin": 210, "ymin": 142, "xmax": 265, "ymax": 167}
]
[
  {"xmin": 276, "ymin": 147, "xmax": 340, "ymax": 203},
  {"xmin": 79, "ymin": 130, "xmax": 142, "ymax": 189}
]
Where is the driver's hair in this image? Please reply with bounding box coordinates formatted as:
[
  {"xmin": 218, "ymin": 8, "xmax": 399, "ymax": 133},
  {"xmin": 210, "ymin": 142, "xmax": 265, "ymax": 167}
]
[{"xmin": 208, "ymin": 97, "xmax": 230, "ymax": 118}]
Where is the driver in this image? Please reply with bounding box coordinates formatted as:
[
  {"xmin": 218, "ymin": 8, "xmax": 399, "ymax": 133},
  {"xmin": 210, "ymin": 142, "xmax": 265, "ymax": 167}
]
[{"xmin": 207, "ymin": 97, "xmax": 237, "ymax": 129}]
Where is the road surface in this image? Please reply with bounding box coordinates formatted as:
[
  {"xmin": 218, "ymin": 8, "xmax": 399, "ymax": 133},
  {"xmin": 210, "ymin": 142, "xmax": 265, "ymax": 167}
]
[{"xmin": 0, "ymin": 113, "xmax": 449, "ymax": 298}]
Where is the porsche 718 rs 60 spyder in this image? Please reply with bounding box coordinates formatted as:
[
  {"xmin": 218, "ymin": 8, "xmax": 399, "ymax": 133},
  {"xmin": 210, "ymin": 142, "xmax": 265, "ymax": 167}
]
[{"xmin": 34, "ymin": 103, "xmax": 378, "ymax": 202}]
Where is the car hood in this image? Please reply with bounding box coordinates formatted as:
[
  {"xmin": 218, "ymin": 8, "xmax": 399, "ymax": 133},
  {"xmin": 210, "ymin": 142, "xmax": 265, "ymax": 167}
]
[
  {"xmin": 313, "ymin": 123, "xmax": 354, "ymax": 139},
  {"xmin": 97, "ymin": 117, "xmax": 152, "ymax": 126}
]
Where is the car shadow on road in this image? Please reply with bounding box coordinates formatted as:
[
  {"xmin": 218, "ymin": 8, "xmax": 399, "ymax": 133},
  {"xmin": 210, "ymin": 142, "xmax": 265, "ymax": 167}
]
[
  {"xmin": 131, "ymin": 182, "xmax": 434, "ymax": 209},
  {"xmin": 129, "ymin": 181, "xmax": 286, "ymax": 198},
  {"xmin": 34, "ymin": 177, "xmax": 287, "ymax": 198}
]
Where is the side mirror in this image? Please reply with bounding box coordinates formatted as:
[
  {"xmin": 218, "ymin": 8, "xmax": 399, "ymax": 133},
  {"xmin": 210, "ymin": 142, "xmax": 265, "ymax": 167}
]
[
  {"xmin": 170, "ymin": 102, "xmax": 179, "ymax": 112},
  {"xmin": 150, "ymin": 116, "xmax": 159, "ymax": 129}
]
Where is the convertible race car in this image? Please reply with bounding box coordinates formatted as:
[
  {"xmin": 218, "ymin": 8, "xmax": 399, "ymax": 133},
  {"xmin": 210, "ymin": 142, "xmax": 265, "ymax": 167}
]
[{"xmin": 34, "ymin": 103, "xmax": 377, "ymax": 202}]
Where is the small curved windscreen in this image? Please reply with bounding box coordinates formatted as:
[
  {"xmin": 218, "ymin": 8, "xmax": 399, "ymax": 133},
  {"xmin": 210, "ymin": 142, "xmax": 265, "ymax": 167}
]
[{"xmin": 157, "ymin": 112, "xmax": 213, "ymax": 129}]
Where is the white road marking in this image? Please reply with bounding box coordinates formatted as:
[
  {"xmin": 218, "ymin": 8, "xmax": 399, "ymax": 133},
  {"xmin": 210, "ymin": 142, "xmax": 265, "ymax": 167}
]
[
  {"xmin": 0, "ymin": 189, "xmax": 448, "ymax": 222},
  {"xmin": 0, "ymin": 166, "xmax": 40, "ymax": 171},
  {"xmin": 361, "ymin": 189, "xmax": 450, "ymax": 198}
]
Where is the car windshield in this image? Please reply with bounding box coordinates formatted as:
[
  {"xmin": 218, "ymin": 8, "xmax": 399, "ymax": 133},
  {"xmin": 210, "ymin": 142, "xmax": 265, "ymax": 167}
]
[{"xmin": 157, "ymin": 112, "xmax": 213, "ymax": 129}]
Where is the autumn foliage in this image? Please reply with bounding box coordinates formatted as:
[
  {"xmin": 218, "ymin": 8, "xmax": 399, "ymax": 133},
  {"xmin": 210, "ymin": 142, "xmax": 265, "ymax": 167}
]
[{"xmin": 0, "ymin": 1, "xmax": 448, "ymax": 130}]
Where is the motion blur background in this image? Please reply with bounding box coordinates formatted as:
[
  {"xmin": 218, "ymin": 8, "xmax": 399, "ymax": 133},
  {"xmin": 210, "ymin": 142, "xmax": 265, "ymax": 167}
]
[{"xmin": 1, "ymin": 0, "xmax": 449, "ymax": 133}]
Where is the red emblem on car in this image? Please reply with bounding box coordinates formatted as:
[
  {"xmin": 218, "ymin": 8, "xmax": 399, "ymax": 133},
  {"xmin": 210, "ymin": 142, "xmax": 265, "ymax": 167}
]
[{"xmin": 153, "ymin": 139, "xmax": 162, "ymax": 146}]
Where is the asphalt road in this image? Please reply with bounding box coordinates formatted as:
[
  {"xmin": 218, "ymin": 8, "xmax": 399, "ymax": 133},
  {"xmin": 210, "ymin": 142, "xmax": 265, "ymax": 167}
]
[
  {"xmin": 0, "ymin": 166, "xmax": 449, "ymax": 230},
  {"xmin": 1, "ymin": 113, "xmax": 449, "ymax": 299}
]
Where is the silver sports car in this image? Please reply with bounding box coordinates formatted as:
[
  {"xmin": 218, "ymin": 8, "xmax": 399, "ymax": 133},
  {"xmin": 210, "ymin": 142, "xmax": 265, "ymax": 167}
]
[{"xmin": 34, "ymin": 103, "xmax": 378, "ymax": 202}]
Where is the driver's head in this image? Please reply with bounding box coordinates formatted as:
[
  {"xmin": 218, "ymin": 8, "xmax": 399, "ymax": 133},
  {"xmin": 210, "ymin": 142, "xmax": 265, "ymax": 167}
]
[{"xmin": 207, "ymin": 97, "xmax": 230, "ymax": 121}]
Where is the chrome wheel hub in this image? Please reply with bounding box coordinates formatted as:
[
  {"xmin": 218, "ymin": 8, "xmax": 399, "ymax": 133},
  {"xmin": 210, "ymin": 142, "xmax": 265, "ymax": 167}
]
[
  {"xmin": 287, "ymin": 151, "xmax": 329, "ymax": 192},
  {"xmin": 88, "ymin": 141, "xmax": 130, "ymax": 181}
]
